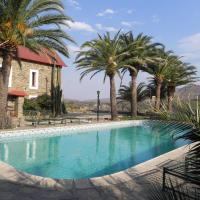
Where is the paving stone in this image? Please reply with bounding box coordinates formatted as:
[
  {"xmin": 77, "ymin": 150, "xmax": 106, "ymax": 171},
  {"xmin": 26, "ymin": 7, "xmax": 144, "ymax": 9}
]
[
  {"xmin": 0, "ymin": 191, "xmax": 16, "ymax": 200},
  {"xmin": 55, "ymin": 179, "xmax": 74, "ymax": 191},
  {"xmin": 75, "ymin": 179, "xmax": 94, "ymax": 189},
  {"xmin": 75, "ymin": 189, "xmax": 102, "ymax": 200},
  {"xmin": 90, "ymin": 177, "xmax": 110, "ymax": 187},
  {"xmin": 35, "ymin": 190, "xmax": 73, "ymax": 199}
]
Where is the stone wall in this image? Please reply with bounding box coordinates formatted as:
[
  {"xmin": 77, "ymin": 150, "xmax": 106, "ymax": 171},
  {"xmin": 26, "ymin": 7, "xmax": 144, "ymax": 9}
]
[
  {"xmin": 0, "ymin": 58, "xmax": 61, "ymax": 98},
  {"xmin": 0, "ymin": 57, "xmax": 62, "ymax": 127}
]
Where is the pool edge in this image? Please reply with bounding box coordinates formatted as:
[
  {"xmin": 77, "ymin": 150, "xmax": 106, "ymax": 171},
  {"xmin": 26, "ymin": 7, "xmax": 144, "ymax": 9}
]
[{"xmin": 0, "ymin": 143, "xmax": 193, "ymax": 191}]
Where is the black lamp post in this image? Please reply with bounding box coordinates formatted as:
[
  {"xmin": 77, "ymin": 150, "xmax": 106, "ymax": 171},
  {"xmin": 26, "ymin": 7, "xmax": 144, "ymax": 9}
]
[{"xmin": 97, "ymin": 91, "xmax": 100, "ymax": 121}]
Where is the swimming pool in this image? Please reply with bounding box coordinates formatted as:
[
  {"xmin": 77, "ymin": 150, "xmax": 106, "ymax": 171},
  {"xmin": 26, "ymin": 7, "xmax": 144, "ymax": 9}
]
[{"xmin": 0, "ymin": 121, "xmax": 189, "ymax": 179}]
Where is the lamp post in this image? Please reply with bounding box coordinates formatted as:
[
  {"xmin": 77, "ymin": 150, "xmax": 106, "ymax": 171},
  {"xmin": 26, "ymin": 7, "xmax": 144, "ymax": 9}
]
[{"xmin": 97, "ymin": 91, "xmax": 100, "ymax": 122}]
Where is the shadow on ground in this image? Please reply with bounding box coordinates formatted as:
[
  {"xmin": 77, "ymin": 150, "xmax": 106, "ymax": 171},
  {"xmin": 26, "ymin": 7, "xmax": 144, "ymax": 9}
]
[{"xmin": 0, "ymin": 159, "xmax": 174, "ymax": 200}]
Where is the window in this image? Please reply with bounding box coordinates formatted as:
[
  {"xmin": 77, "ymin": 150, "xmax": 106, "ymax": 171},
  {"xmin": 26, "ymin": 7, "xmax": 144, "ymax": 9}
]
[
  {"xmin": 29, "ymin": 69, "xmax": 39, "ymax": 89},
  {"xmin": 8, "ymin": 67, "xmax": 12, "ymax": 87}
]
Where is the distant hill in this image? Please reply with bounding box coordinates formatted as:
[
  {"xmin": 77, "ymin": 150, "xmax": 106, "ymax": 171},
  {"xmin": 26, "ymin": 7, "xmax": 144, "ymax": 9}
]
[
  {"xmin": 176, "ymin": 84, "xmax": 200, "ymax": 100},
  {"xmin": 83, "ymin": 98, "xmax": 110, "ymax": 103},
  {"xmin": 64, "ymin": 98, "xmax": 110, "ymax": 104}
]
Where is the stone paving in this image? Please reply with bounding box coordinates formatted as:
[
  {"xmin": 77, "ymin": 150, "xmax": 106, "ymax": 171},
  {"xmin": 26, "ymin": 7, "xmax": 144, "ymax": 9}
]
[
  {"xmin": 0, "ymin": 168, "xmax": 162, "ymax": 200},
  {"xmin": 0, "ymin": 145, "xmax": 191, "ymax": 200}
]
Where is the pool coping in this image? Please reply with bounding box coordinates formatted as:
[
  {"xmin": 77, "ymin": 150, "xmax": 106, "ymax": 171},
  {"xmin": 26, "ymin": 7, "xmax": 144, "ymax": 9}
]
[
  {"xmin": 0, "ymin": 120, "xmax": 192, "ymax": 191},
  {"xmin": 0, "ymin": 120, "xmax": 145, "ymax": 140},
  {"xmin": 0, "ymin": 144, "xmax": 192, "ymax": 191}
]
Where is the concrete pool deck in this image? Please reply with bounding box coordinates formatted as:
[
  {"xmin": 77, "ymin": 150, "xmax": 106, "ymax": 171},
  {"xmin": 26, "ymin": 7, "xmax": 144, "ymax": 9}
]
[{"xmin": 0, "ymin": 121, "xmax": 193, "ymax": 199}]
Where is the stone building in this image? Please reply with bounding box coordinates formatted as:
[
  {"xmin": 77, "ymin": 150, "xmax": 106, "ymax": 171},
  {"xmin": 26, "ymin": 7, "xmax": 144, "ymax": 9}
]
[{"xmin": 0, "ymin": 46, "xmax": 66, "ymax": 126}]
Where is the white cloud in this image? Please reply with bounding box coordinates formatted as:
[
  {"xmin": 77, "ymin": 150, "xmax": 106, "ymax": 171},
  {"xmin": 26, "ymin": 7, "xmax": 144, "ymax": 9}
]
[
  {"xmin": 178, "ymin": 33, "xmax": 200, "ymax": 65},
  {"xmin": 66, "ymin": 21, "xmax": 95, "ymax": 32},
  {"xmin": 97, "ymin": 9, "xmax": 115, "ymax": 17},
  {"xmin": 68, "ymin": 45, "xmax": 90, "ymax": 57},
  {"xmin": 121, "ymin": 21, "xmax": 143, "ymax": 28},
  {"xmin": 127, "ymin": 9, "xmax": 135, "ymax": 14},
  {"xmin": 152, "ymin": 15, "xmax": 160, "ymax": 23},
  {"xmin": 179, "ymin": 33, "xmax": 200, "ymax": 52},
  {"xmin": 96, "ymin": 24, "xmax": 118, "ymax": 32},
  {"xmin": 68, "ymin": 0, "xmax": 81, "ymax": 10},
  {"xmin": 68, "ymin": 45, "xmax": 81, "ymax": 55}
]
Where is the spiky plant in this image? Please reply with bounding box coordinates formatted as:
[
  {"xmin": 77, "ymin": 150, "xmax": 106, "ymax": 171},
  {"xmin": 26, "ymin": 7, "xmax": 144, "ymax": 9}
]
[
  {"xmin": 149, "ymin": 98, "xmax": 200, "ymax": 200},
  {"xmin": 158, "ymin": 98, "xmax": 200, "ymax": 174},
  {"xmin": 0, "ymin": 0, "xmax": 74, "ymax": 128}
]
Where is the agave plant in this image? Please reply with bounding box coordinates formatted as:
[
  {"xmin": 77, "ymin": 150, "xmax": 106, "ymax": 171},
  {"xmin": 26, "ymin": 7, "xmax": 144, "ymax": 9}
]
[
  {"xmin": 149, "ymin": 99, "xmax": 200, "ymax": 200},
  {"xmin": 158, "ymin": 98, "xmax": 200, "ymax": 174}
]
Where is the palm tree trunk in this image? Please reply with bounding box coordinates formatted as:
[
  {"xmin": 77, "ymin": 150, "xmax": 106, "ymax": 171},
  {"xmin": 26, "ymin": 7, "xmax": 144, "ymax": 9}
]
[
  {"xmin": 167, "ymin": 85, "xmax": 175, "ymax": 112},
  {"xmin": 0, "ymin": 52, "xmax": 12, "ymax": 128},
  {"xmin": 109, "ymin": 75, "xmax": 118, "ymax": 120},
  {"xmin": 155, "ymin": 81, "xmax": 162, "ymax": 110},
  {"xmin": 130, "ymin": 71, "xmax": 137, "ymax": 117}
]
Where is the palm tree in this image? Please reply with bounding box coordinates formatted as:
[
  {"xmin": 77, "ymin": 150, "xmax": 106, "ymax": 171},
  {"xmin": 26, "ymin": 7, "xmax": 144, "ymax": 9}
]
[
  {"xmin": 165, "ymin": 61, "xmax": 197, "ymax": 112},
  {"xmin": 145, "ymin": 80, "xmax": 168, "ymax": 100},
  {"xmin": 120, "ymin": 32, "xmax": 160, "ymax": 117},
  {"xmin": 0, "ymin": 0, "xmax": 74, "ymax": 128},
  {"xmin": 144, "ymin": 48, "xmax": 175, "ymax": 110},
  {"xmin": 117, "ymin": 82, "xmax": 148, "ymax": 111},
  {"xmin": 75, "ymin": 32, "xmax": 127, "ymax": 120}
]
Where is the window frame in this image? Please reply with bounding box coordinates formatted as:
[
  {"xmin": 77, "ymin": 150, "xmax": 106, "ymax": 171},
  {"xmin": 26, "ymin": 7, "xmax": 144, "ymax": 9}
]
[
  {"xmin": 29, "ymin": 69, "xmax": 39, "ymax": 89},
  {"xmin": 8, "ymin": 67, "xmax": 12, "ymax": 88}
]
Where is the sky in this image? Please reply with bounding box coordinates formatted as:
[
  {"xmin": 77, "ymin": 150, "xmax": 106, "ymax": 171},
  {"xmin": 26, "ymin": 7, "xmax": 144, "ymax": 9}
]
[{"xmin": 60, "ymin": 0, "xmax": 200, "ymax": 100}]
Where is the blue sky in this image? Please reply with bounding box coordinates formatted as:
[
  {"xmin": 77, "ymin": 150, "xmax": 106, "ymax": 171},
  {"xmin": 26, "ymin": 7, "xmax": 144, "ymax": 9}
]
[{"xmin": 61, "ymin": 0, "xmax": 200, "ymax": 100}]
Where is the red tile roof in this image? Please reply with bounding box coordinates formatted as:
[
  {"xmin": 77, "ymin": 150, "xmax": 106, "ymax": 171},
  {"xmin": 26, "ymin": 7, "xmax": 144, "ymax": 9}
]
[
  {"xmin": 17, "ymin": 46, "xmax": 66, "ymax": 67},
  {"xmin": 8, "ymin": 89, "xmax": 28, "ymax": 97}
]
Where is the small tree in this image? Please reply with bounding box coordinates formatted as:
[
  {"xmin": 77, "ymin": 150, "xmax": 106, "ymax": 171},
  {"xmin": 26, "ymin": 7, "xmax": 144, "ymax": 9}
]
[{"xmin": 118, "ymin": 82, "xmax": 148, "ymax": 112}]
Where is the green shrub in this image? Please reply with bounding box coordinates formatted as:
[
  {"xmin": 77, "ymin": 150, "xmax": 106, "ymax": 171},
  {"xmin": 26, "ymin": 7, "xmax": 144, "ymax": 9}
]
[
  {"xmin": 23, "ymin": 94, "xmax": 52, "ymax": 112},
  {"xmin": 23, "ymin": 94, "xmax": 67, "ymax": 115}
]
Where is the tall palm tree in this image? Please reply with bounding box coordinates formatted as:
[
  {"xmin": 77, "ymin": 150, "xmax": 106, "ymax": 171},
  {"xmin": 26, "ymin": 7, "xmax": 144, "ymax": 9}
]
[
  {"xmin": 165, "ymin": 61, "xmax": 197, "ymax": 112},
  {"xmin": 117, "ymin": 82, "xmax": 148, "ymax": 111},
  {"xmin": 145, "ymin": 79, "xmax": 168, "ymax": 100},
  {"xmin": 144, "ymin": 48, "xmax": 175, "ymax": 110},
  {"xmin": 0, "ymin": 0, "xmax": 74, "ymax": 128},
  {"xmin": 75, "ymin": 32, "xmax": 127, "ymax": 120},
  {"xmin": 120, "ymin": 32, "xmax": 160, "ymax": 117}
]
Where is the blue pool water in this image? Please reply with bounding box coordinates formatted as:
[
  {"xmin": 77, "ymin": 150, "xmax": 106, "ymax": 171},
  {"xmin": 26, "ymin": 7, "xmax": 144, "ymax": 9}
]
[{"xmin": 0, "ymin": 122, "xmax": 188, "ymax": 179}]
